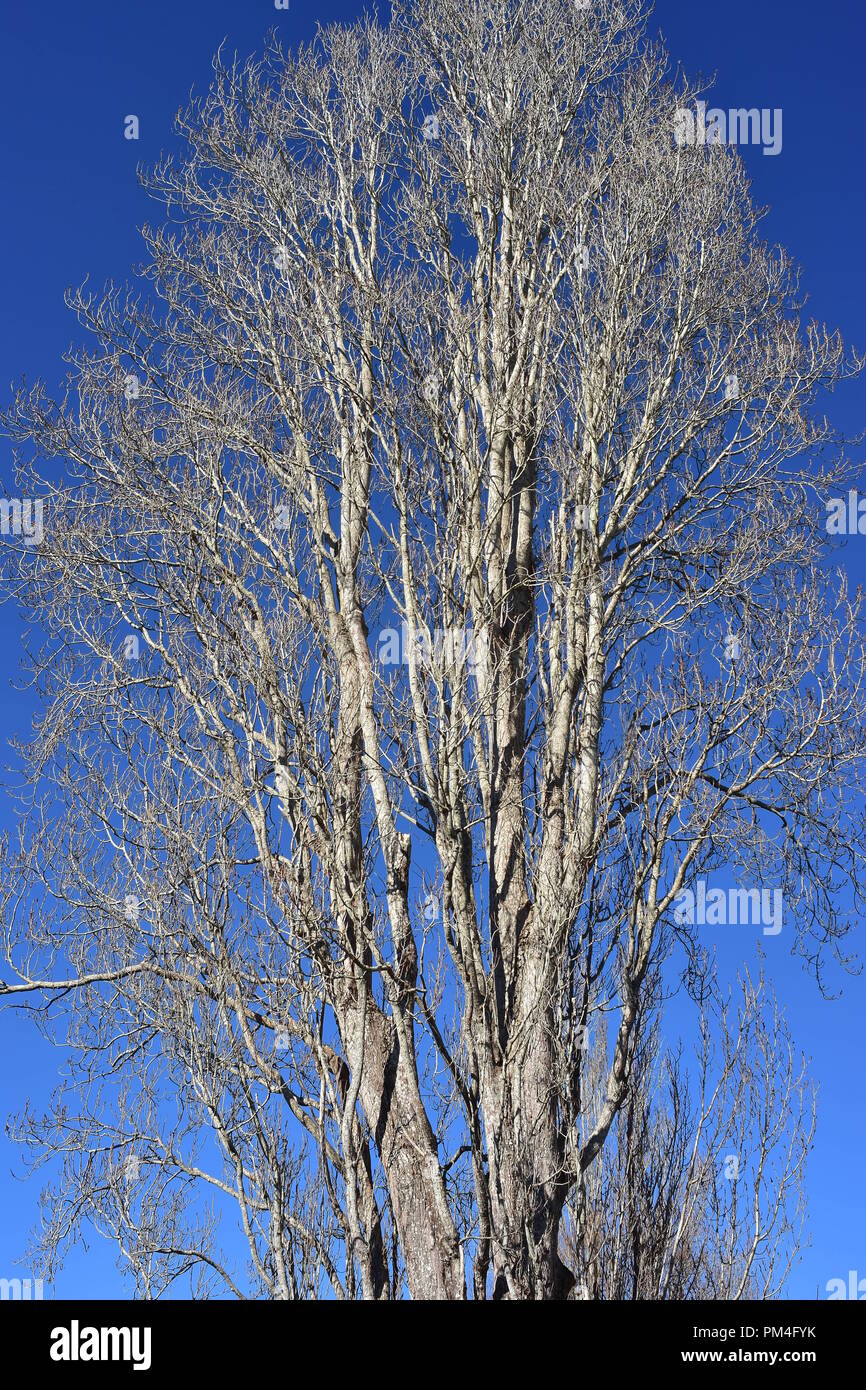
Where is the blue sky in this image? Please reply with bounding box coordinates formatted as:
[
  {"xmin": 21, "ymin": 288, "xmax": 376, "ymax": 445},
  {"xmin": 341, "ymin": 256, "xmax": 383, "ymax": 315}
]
[{"xmin": 0, "ymin": 0, "xmax": 864, "ymax": 1299}]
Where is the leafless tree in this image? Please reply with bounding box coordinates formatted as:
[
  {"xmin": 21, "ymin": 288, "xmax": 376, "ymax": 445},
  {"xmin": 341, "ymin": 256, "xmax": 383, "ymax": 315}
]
[
  {"xmin": 0, "ymin": 0, "xmax": 863, "ymax": 1299},
  {"xmin": 564, "ymin": 962, "xmax": 816, "ymax": 1300}
]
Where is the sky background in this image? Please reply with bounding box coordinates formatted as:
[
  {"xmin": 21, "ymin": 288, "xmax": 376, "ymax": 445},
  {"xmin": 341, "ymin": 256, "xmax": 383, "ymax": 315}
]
[{"xmin": 1, "ymin": 0, "xmax": 865, "ymax": 1299}]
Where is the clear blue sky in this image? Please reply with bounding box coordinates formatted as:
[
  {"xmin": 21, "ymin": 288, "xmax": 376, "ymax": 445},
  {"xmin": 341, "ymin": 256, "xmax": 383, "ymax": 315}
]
[{"xmin": 0, "ymin": 0, "xmax": 864, "ymax": 1299}]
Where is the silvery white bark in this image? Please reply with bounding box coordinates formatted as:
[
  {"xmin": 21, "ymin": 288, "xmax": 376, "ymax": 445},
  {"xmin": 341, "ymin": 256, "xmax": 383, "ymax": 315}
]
[{"xmin": 0, "ymin": 0, "xmax": 860, "ymax": 1299}]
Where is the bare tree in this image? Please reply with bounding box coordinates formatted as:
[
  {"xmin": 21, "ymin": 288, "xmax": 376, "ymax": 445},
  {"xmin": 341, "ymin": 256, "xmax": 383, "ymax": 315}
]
[
  {"xmin": 565, "ymin": 962, "xmax": 816, "ymax": 1301},
  {"xmin": 0, "ymin": 0, "xmax": 863, "ymax": 1299}
]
